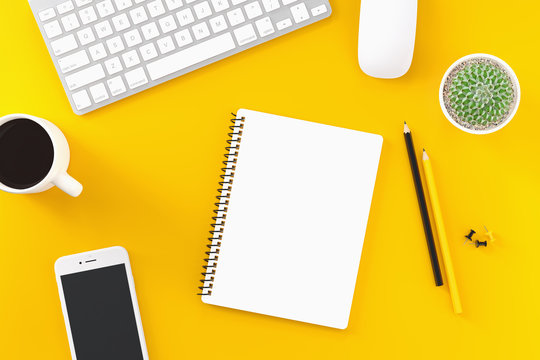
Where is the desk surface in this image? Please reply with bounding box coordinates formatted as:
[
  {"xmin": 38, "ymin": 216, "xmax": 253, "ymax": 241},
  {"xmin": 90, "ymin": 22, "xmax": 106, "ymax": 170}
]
[{"xmin": 1, "ymin": 1, "xmax": 539, "ymax": 359}]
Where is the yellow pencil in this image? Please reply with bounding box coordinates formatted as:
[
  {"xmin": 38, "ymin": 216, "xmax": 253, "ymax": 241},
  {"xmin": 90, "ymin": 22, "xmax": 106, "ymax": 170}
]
[{"xmin": 422, "ymin": 149, "xmax": 463, "ymax": 314}]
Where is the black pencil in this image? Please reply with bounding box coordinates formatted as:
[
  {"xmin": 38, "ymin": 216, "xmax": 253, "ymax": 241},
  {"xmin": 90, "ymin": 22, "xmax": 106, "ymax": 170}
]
[{"xmin": 404, "ymin": 122, "xmax": 443, "ymax": 286}]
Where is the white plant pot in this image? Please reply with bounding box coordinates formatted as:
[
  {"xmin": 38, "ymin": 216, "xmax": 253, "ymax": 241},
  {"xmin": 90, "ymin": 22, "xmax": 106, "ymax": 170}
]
[{"xmin": 439, "ymin": 53, "xmax": 520, "ymax": 135}]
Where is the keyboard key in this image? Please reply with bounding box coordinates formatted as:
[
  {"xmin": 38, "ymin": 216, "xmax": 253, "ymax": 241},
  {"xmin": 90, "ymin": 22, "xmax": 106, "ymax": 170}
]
[
  {"xmin": 147, "ymin": 0, "xmax": 166, "ymax": 17},
  {"xmin": 58, "ymin": 50, "xmax": 90, "ymax": 73},
  {"xmin": 276, "ymin": 17, "xmax": 291, "ymax": 30},
  {"xmin": 244, "ymin": 1, "xmax": 262, "ymax": 19},
  {"xmin": 57, "ymin": 1, "xmax": 75, "ymax": 14},
  {"xmin": 89, "ymin": 43, "xmax": 107, "ymax": 60},
  {"xmin": 106, "ymin": 36, "xmax": 125, "ymax": 54},
  {"xmin": 96, "ymin": 0, "xmax": 115, "ymax": 17},
  {"xmin": 90, "ymin": 83, "xmax": 109, "ymax": 103},
  {"xmin": 130, "ymin": 6, "xmax": 148, "ymax": 24},
  {"xmin": 125, "ymin": 67, "xmax": 148, "ymax": 89},
  {"xmin": 107, "ymin": 76, "xmax": 127, "ymax": 95},
  {"xmin": 51, "ymin": 34, "xmax": 78, "ymax": 56},
  {"xmin": 61, "ymin": 13, "xmax": 81, "ymax": 31},
  {"xmin": 76, "ymin": 0, "xmax": 93, "ymax": 6},
  {"xmin": 114, "ymin": 0, "xmax": 133, "ymax": 11},
  {"xmin": 122, "ymin": 49, "xmax": 141, "ymax": 67},
  {"xmin": 147, "ymin": 32, "xmax": 236, "ymax": 80},
  {"xmin": 233, "ymin": 23, "xmax": 256, "ymax": 45},
  {"xmin": 282, "ymin": 0, "xmax": 295, "ymax": 4},
  {"xmin": 176, "ymin": 8, "xmax": 195, "ymax": 26},
  {"xmin": 211, "ymin": 0, "xmax": 230, "ymax": 12},
  {"xmin": 157, "ymin": 35, "xmax": 176, "ymax": 53},
  {"xmin": 112, "ymin": 13, "xmax": 131, "ymax": 31},
  {"xmin": 39, "ymin": 8, "xmax": 56, "ymax": 22},
  {"xmin": 65, "ymin": 64, "xmax": 106, "ymax": 90},
  {"xmin": 262, "ymin": 0, "xmax": 279, "ymax": 12},
  {"xmin": 194, "ymin": 1, "xmax": 212, "ymax": 19},
  {"xmin": 140, "ymin": 43, "xmax": 158, "ymax": 60},
  {"xmin": 226, "ymin": 8, "xmax": 245, "ymax": 26},
  {"xmin": 290, "ymin": 3, "xmax": 309, "ymax": 23},
  {"xmin": 174, "ymin": 29, "xmax": 193, "ymax": 47},
  {"xmin": 124, "ymin": 29, "xmax": 143, "ymax": 46},
  {"xmin": 77, "ymin": 27, "xmax": 96, "ymax": 45},
  {"xmin": 209, "ymin": 15, "xmax": 228, "ymax": 33},
  {"xmin": 141, "ymin": 22, "xmax": 160, "ymax": 40},
  {"xmin": 165, "ymin": 0, "xmax": 184, "ymax": 11},
  {"xmin": 72, "ymin": 89, "xmax": 92, "ymax": 110},
  {"xmin": 104, "ymin": 56, "xmax": 124, "ymax": 74},
  {"xmin": 255, "ymin": 16, "xmax": 274, "ymax": 37},
  {"xmin": 159, "ymin": 15, "xmax": 177, "ymax": 33},
  {"xmin": 95, "ymin": 20, "xmax": 113, "ymax": 38},
  {"xmin": 79, "ymin": 6, "xmax": 98, "ymax": 25},
  {"xmin": 311, "ymin": 4, "xmax": 327, "ymax": 16},
  {"xmin": 44, "ymin": 20, "xmax": 63, "ymax": 39},
  {"xmin": 192, "ymin": 22, "xmax": 210, "ymax": 40},
  {"xmin": 231, "ymin": 0, "xmax": 248, "ymax": 4}
]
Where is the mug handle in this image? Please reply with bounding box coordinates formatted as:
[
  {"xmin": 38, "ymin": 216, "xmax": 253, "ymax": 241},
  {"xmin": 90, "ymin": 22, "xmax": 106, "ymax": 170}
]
[{"xmin": 53, "ymin": 173, "xmax": 83, "ymax": 197}]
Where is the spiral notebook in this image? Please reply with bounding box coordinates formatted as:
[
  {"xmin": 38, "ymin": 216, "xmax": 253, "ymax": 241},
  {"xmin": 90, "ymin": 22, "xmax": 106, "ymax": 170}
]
[{"xmin": 199, "ymin": 109, "xmax": 383, "ymax": 329}]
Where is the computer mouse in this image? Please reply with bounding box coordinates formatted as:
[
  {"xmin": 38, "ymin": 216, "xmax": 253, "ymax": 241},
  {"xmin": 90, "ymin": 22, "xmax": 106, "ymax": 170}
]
[{"xmin": 358, "ymin": 0, "xmax": 417, "ymax": 79}]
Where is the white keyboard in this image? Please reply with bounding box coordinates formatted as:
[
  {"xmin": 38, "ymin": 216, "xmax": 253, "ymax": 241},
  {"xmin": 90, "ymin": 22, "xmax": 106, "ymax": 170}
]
[{"xmin": 28, "ymin": 0, "xmax": 331, "ymax": 115}]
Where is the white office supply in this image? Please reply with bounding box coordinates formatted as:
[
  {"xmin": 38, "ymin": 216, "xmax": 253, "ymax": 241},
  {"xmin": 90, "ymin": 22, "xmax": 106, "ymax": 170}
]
[
  {"xmin": 199, "ymin": 110, "xmax": 383, "ymax": 329},
  {"xmin": 28, "ymin": 0, "xmax": 332, "ymax": 115},
  {"xmin": 358, "ymin": 0, "xmax": 417, "ymax": 79}
]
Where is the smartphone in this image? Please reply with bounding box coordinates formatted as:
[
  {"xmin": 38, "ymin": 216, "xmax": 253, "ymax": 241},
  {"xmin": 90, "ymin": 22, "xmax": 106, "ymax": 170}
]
[{"xmin": 54, "ymin": 246, "xmax": 149, "ymax": 360}]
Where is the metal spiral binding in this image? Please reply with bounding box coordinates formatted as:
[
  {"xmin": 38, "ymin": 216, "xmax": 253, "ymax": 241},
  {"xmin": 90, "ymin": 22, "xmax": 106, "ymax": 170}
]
[{"xmin": 198, "ymin": 114, "xmax": 245, "ymax": 296}]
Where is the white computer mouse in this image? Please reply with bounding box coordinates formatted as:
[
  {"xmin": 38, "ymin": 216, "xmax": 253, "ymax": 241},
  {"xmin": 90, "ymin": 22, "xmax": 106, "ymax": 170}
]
[{"xmin": 358, "ymin": 0, "xmax": 417, "ymax": 79}]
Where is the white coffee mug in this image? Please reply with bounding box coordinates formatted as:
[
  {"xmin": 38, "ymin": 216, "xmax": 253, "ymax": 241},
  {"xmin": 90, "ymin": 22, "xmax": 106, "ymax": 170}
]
[{"xmin": 0, "ymin": 114, "xmax": 83, "ymax": 197}]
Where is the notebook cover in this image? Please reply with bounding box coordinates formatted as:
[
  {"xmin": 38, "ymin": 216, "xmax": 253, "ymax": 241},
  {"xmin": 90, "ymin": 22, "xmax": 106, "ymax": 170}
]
[{"xmin": 202, "ymin": 109, "xmax": 383, "ymax": 329}]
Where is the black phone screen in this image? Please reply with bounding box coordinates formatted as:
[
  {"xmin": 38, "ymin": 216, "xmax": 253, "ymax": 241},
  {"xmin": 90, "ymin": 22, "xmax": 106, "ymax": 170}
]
[{"xmin": 60, "ymin": 264, "xmax": 144, "ymax": 360}]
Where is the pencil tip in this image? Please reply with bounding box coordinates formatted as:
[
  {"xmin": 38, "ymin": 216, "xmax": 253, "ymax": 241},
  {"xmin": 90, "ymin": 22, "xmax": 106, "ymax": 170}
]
[
  {"xmin": 403, "ymin": 122, "xmax": 410, "ymax": 133},
  {"xmin": 422, "ymin": 150, "xmax": 429, "ymax": 160}
]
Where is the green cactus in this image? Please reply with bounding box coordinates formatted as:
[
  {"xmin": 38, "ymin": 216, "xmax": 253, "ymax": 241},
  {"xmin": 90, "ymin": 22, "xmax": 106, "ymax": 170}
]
[{"xmin": 448, "ymin": 62, "xmax": 514, "ymax": 126}]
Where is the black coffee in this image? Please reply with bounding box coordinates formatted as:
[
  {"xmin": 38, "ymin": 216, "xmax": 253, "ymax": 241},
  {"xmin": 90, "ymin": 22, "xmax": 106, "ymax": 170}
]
[{"xmin": 0, "ymin": 119, "xmax": 54, "ymax": 189}]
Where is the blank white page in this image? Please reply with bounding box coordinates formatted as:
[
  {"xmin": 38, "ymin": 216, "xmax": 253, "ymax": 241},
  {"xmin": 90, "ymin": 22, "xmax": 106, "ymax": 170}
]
[{"xmin": 202, "ymin": 109, "xmax": 383, "ymax": 329}]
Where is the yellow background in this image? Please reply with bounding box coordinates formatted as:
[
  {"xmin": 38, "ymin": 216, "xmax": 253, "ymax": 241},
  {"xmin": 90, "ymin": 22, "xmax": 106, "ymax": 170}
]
[{"xmin": 1, "ymin": 0, "xmax": 539, "ymax": 358}]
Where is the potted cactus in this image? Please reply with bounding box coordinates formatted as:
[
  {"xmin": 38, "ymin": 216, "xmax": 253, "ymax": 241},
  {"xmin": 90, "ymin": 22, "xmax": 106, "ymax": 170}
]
[{"xmin": 440, "ymin": 54, "xmax": 520, "ymax": 134}]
